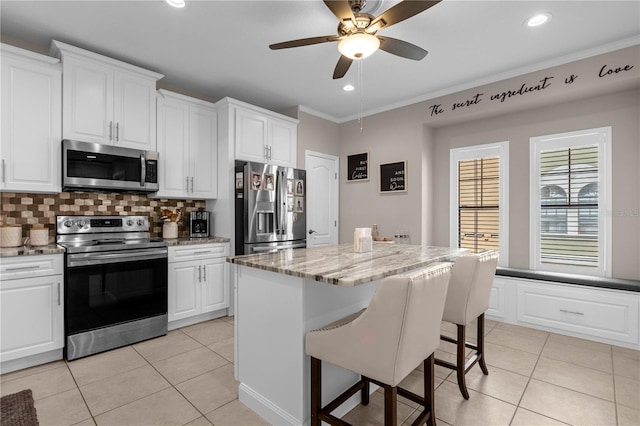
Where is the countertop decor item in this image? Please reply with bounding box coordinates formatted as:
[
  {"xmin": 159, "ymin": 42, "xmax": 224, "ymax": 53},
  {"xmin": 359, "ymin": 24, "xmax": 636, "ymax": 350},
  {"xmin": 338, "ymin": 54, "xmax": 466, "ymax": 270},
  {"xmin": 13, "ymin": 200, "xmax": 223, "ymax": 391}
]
[
  {"xmin": 29, "ymin": 225, "xmax": 49, "ymax": 246},
  {"xmin": 160, "ymin": 208, "xmax": 182, "ymax": 239},
  {"xmin": 0, "ymin": 225, "xmax": 23, "ymax": 248}
]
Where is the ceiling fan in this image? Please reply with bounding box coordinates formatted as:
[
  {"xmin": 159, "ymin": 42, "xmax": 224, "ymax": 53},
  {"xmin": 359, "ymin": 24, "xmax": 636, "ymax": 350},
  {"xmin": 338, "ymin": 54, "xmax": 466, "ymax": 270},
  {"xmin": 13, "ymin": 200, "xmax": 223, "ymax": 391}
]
[{"xmin": 269, "ymin": 0, "xmax": 441, "ymax": 79}]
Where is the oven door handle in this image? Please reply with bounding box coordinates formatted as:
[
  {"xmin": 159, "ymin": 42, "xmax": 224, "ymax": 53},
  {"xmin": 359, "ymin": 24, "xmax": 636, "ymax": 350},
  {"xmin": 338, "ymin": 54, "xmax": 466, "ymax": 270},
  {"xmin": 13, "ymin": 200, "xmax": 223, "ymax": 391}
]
[{"xmin": 67, "ymin": 248, "xmax": 167, "ymax": 267}]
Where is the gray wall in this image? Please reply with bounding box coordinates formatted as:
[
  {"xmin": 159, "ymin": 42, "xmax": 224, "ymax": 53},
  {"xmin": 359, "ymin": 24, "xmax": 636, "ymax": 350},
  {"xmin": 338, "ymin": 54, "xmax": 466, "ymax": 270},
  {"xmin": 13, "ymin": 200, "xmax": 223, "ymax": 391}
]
[
  {"xmin": 430, "ymin": 88, "xmax": 639, "ymax": 279},
  {"xmin": 296, "ymin": 46, "xmax": 640, "ymax": 280}
]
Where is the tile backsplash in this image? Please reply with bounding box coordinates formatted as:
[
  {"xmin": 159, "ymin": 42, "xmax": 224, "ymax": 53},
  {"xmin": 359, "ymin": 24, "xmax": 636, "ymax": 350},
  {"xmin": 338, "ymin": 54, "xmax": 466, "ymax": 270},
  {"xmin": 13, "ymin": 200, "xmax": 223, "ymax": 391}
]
[{"xmin": 0, "ymin": 192, "xmax": 207, "ymax": 239}]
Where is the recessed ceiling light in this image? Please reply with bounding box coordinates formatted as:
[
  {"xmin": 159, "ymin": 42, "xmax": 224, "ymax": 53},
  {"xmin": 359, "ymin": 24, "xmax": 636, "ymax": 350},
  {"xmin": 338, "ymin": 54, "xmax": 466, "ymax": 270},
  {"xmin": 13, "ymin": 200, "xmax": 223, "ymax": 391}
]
[
  {"xmin": 343, "ymin": 84, "xmax": 355, "ymax": 92},
  {"xmin": 165, "ymin": 0, "xmax": 185, "ymax": 8},
  {"xmin": 525, "ymin": 12, "xmax": 552, "ymax": 27}
]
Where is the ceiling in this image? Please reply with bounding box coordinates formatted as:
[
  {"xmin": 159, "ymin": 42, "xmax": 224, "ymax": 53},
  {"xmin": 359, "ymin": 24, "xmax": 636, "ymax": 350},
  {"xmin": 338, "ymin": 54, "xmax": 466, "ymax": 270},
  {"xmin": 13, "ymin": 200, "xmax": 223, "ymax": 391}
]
[{"xmin": 1, "ymin": 1, "xmax": 638, "ymax": 122}]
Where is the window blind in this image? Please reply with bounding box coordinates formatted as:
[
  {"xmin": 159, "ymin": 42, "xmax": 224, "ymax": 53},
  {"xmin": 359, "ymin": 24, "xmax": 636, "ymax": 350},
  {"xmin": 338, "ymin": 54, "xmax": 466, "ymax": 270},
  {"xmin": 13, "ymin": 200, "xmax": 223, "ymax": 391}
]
[
  {"xmin": 538, "ymin": 145, "xmax": 599, "ymax": 267},
  {"xmin": 458, "ymin": 156, "xmax": 499, "ymax": 253}
]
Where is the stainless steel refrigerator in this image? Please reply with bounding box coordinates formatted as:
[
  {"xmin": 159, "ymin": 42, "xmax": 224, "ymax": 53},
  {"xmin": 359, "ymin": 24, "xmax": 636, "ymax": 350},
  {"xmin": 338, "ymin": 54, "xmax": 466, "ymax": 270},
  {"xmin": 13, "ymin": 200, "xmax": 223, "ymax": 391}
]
[{"xmin": 234, "ymin": 161, "xmax": 306, "ymax": 255}]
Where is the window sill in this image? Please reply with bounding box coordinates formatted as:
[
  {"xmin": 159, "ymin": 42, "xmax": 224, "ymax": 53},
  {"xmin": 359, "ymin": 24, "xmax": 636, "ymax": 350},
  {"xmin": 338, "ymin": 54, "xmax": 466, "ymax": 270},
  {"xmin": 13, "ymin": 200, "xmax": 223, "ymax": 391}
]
[{"xmin": 496, "ymin": 267, "xmax": 640, "ymax": 293}]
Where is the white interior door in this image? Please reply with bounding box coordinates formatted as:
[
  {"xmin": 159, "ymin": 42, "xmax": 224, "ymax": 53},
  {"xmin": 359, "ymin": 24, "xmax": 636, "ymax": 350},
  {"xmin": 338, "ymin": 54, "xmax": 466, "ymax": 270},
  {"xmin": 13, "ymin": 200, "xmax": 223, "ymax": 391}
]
[{"xmin": 305, "ymin": 150, "xmax": 339, "ymax": 247}]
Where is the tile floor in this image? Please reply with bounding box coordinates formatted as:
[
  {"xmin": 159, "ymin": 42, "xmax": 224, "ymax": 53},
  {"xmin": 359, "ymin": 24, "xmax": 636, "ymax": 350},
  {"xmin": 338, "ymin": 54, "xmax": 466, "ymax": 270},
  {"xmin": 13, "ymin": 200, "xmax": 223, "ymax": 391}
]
[{"xmin": 1, "ymin": 316, "xmax": 638, "ymax": 426}]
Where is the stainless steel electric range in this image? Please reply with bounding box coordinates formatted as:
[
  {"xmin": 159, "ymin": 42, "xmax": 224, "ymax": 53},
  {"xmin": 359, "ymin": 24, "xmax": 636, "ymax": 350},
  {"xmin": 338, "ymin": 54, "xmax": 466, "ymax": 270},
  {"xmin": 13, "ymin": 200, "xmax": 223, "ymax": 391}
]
[{"xmin": 56, "ymin": 215, "xmax": 168, "ymax": 360}]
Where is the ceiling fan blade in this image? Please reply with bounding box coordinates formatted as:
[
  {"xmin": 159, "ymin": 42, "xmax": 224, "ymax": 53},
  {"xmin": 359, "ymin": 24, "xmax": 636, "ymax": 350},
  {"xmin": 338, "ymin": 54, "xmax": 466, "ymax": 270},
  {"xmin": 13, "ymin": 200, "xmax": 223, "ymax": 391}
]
[
  {"xmin": 333, "ymin": 55, "xmax": 353, "ymax": 79},
  {"xmin": 323, "ymin": 0, "xmax": 356, "ymax": 24},
  {"xmin": 377, "ymin": 36, "xmax": 428, "ymax": 60},
  {"xmin": 368, "ymin": 0, "xmax": 441, "ymax": 32},
  {"xmin": 270, "ymin": 35, "xmax": 342, "ymax": 50}
]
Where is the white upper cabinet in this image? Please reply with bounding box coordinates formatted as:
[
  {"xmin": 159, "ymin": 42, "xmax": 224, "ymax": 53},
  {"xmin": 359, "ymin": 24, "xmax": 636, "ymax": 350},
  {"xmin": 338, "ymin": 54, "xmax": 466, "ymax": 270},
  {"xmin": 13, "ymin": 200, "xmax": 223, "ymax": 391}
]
[
  {"xmin": 219, "ymin": 97, "xmax": 298, "ymax": 168},
  {"xmin": 156, "ymin": 90, "xmax": 217, "ymax": 199},
  {"xmin": 0, "ymin": 44, "xmax": 62, "ymax": 193},
  {"xmin": 50, "ymin": 40, "xmax": 163, "ymax": 151}
]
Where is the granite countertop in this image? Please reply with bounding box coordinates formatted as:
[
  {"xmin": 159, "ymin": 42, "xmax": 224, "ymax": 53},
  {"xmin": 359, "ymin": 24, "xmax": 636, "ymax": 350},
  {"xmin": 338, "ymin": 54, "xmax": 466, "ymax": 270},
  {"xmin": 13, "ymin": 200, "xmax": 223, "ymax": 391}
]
[
  {"xmin": 162, "ymin": 236, "xmax": 231, "ymax": 246},
  {"xmin": 0, "ymin": 244, "xmax": 65, "ymax": 258},
  {"xmin": 0, "ymin": 237, "xmax": 230, "ymax": 257},
  {"xmin": 228, "ymin": 243, "xmax": 467, "ymax": 287}
]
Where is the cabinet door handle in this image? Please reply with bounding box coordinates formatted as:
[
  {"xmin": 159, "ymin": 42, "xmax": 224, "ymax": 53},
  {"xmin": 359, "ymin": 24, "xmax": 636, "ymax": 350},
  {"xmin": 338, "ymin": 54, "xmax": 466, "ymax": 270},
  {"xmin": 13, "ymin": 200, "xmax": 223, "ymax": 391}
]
[
  {"xmin": 186, "ymin": 176, "xmax": 190, "ymax": 192},
  {"xmin": 198, "ymin": 264, "xmax": 202, "ymax": 282},
  {"xmin": 109, "ymin": 121, "xmax": 113, "ymax": 141},
  {"xmin": 559, "ymin": 309, "xmax": 584, "ymax": 316},
  {"xmin": 203, "ymin": 265, "xmax": 206, "ymax": 281},
  {"xmin": 115, "ymin": 122, "xmax": 120, "ymax": 142},
  {"xmin": 57, "ymin": 282, "xmax": 61, "ymax": 306},
  {"xmin": 268, "ymin": 145, "xmax": 272, "ymax": 160},
  {"xmin": 1, "ymin": 159, "xmax": 5, "ymax": 184},
  {"xmin": 190, "ymin": 177, "xmax": 194, "ymax": 193}
]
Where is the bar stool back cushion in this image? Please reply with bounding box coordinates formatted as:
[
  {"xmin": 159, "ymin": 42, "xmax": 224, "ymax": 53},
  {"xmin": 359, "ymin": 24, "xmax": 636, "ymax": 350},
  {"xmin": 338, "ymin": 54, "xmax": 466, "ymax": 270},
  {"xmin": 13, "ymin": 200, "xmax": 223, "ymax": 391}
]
[
  {"xmin": 442, "ymin": 251, "xmax": 499, "ymax": 326},
  {"xmin": 305, "ymin": 262, "xmax": 452, "ymax": 387}
]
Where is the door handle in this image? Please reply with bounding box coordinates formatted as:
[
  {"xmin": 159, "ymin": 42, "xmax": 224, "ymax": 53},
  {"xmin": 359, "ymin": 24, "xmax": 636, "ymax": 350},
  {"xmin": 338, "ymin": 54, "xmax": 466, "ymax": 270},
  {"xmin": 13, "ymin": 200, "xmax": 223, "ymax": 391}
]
[
  {"xmin": 190, "ymin": 177, "xmax": 194, "ymax": 193},
  {"xmin": 109, "ymin": 121, "xmax": 113, "ymax": 141},
  {"xmin": 198, "ymin": 264, "xmax": 202, "ymax": 282},
  {"xmin": 308, "ymin": 229, "xmax": 318, "ymax": 235},
  {"xmin": 115, "ymin": 122, "xmax": 120, "ymax": 142},
  {"xmin": 57, "ymin": 282, "xmax": 61, "ymax": 306},
  {"xmin": 1, "ymin": 159, "xmax": 5, "ymax": 184},
  {"xmin": 203, "ymin": 265, "xmax": 206, "ymax": 281}
]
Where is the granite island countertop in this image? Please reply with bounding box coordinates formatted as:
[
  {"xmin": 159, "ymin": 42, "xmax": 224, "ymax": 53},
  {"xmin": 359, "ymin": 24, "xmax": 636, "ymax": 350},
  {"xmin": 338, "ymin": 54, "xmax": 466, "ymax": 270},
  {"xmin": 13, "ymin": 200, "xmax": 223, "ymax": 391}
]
[{"xmin": 228, "ymin": 243, "xmax": 467, "ymax": 287}]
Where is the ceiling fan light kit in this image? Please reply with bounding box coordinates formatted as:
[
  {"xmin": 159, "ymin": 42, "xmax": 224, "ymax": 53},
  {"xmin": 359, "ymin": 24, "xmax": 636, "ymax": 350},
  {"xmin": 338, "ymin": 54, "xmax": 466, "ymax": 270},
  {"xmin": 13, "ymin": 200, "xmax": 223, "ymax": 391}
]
[
  {"xmin": 338, "ymin": 33, "xmax": 380, "ymax": 59},
  {"xmin": 269, "ymin": 0, "xmax": 441, "ymax": 79},
  {"xmin": 165, "ymin": 0, "xmax": 185, "ymax": 8}
]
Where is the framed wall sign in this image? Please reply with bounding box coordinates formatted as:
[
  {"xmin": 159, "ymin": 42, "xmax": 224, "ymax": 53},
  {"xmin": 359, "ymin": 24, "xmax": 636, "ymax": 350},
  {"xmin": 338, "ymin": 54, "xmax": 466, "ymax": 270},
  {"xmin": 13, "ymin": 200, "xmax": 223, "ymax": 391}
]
[
  {"xmin": 379, "ymin": 161, "xmax": 407, "ymax": 193},
  {"xmin": 347, "ymin": 152, "xmax": 369, "ymax": 182}
]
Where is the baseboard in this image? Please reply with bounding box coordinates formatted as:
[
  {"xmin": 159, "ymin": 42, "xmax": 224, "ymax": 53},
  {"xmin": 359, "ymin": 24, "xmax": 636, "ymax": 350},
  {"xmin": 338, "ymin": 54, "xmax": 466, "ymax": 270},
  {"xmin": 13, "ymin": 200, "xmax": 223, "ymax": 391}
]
[
  {"xmin": 168, "ymin": 308, "xmax": 228, "ymax": 331},
  {"xmin": 238, "ymin": 381, "xmax": 380, "ymax": 425},
  {"xmin": 0, "ymin": 349, "xmax": 63, "ymax": 374}
]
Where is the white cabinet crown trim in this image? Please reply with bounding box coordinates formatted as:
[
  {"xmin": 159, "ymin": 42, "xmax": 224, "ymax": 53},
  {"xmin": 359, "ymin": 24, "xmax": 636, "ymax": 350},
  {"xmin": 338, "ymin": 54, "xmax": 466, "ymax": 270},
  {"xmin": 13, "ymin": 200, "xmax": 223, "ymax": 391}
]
[{"xmin": 50, "ymin": 40, "xmax": 163, "ymax": 80}]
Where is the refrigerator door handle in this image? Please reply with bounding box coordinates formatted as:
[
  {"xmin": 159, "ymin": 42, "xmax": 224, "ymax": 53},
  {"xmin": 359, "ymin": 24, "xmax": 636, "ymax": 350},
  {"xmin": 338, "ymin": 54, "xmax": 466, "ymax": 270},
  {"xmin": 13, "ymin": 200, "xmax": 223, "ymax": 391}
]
[{"xmin": 280, "ymin": 170, "xmax": 286, "ymax": 235}]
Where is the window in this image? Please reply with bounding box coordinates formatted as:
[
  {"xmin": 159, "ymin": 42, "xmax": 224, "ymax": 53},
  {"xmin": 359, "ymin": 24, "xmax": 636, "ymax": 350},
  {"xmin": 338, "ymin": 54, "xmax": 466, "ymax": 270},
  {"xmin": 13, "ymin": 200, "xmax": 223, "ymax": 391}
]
[
  {"xmin": 450, "ymin": 142, "xmax": 509, "ymax": 265},
  {"xmin": 530, "ymin": 127, "xmax": 611, "ymax": 276}
]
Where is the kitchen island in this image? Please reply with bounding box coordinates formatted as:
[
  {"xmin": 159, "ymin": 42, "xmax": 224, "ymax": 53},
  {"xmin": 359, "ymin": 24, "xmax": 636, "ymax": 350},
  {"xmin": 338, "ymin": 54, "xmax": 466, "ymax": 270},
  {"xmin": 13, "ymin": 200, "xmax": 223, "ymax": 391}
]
[{"xmin": 228, "ymin": 243, "xmax": 466, "ymax": 425}]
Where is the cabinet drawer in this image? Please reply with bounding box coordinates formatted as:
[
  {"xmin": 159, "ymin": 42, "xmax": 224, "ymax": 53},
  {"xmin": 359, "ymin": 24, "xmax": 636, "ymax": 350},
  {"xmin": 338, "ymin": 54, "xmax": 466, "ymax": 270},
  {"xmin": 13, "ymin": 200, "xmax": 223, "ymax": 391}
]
[
  {"xmin": 0, "ymin": 254, "xmax": 63, "ymax": 280},
  {"xmin": 168, "ymin": 243, "xmax": 229, "ymax": 262},
  {"xmin": 517, "ymin": 282, "xmax": 639, "ymax": 344}
]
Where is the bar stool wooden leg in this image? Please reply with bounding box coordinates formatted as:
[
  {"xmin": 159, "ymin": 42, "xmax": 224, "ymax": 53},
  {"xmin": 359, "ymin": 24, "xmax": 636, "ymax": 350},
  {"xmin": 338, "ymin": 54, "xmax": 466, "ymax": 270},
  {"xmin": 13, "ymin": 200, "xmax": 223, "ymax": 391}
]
[
  {"xmin": 477, "ymin": 313, "xmax": 489, "ymax": 375},
  {"xmin": 361, "ymin": 377, "xmax": 370, "ymax": 406},
  {"xmin": 456, "ymin": 324, "xmax": 469, "ymax": 400},
  {"xmin": 424, "ymin": 354, "xmax": 436, "ymax": 426},
  {"xmin": 384, "ymin": 385, "xmax": 397, "ymax": 426},
  {"xmin": 311, "ymin": 356, "xmax": 321, "ymax": 426}
]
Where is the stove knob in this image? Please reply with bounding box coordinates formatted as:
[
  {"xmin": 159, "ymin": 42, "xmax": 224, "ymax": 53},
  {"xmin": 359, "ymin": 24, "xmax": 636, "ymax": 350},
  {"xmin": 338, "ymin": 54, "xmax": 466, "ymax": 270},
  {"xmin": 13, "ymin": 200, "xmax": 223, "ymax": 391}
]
[
  {"xmin": 76, "ymin": 220, "xmax": 86, "ymax": 228},
  {"xmin": 126, "ymin": 219, "xmax": 134, "ymax": 227},
  {"xmin": 64, "ymin": 220, "xmax": 73, "ymax": 228},
  {"xmin": 137, "ymin": 219, "xmax": 145, "ymax": 227}
]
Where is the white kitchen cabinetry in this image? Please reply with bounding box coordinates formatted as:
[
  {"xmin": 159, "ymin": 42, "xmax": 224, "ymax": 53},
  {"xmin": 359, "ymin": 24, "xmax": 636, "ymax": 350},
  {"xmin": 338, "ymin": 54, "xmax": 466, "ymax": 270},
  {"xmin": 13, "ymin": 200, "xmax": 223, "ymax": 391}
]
[
  {"xmin": 156, "ymin": 90, "xmax": 217, "ymax": 199},
  {"xmin": 167, "ymin": 243, "xmax": 229, "ymax": 329},
  {"xmin": 220, "ymin": 97, "xmax": 298, "ymax": 167},
  {"xmin": 0, "ymin": 254, "xmax": 64, "ymax": 373},
  {"xmin": 0, "ymin": 44, "xmax": 62, "ymax": 193},
  {"xmin": 50, "ymin": 40, "xmax": 163, "ymax": 150},
  {"xmin": 486, "ymin": 275, "xmax": 640, "ymax": 349}
]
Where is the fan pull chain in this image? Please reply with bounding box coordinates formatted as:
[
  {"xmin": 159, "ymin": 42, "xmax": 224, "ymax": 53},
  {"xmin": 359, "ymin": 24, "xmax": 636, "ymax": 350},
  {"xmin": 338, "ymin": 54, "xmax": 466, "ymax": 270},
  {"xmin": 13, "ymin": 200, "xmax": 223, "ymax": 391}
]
[{"xmin": 358, "ymin": 58, "xmax": 364, "ymax": 133}]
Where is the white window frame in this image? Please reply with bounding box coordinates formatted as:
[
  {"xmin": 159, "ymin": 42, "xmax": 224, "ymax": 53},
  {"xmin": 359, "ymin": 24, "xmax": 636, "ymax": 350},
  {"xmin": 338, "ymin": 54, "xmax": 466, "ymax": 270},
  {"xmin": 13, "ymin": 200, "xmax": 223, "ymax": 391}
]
[
  {"xmin": 529, "ymin": 127, "xmax": 612, "ymax": 277},
  {"xmin": 450, "ymin": 141, "xmax": 509, "ymax": 266}
]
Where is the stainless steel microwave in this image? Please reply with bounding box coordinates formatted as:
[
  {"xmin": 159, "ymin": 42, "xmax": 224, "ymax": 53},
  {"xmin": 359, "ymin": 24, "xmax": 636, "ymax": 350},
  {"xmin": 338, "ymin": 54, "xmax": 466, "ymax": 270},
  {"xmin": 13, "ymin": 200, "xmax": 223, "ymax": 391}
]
[{"xmin": 62, "ymin": 140, "xmax": 159, "ymax": 193}]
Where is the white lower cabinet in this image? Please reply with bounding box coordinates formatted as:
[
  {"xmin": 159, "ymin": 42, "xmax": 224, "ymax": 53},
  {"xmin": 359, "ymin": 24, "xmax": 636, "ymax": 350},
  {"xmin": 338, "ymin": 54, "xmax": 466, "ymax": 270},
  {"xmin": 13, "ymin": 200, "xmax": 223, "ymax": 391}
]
[
  {"xmin": 517, "ymin": 281, "xmax": 639, "ymax": 345},
  {"xmin": 486, "ymin": 275, "xmax": 640, "ymax": 348},
  {"xmin": 168, "ymin": 243, "xmax": 229, "ymax": 329},
  {"xmin": 0, "ymin": 254, "xmax": 64, "ymax": 373}
]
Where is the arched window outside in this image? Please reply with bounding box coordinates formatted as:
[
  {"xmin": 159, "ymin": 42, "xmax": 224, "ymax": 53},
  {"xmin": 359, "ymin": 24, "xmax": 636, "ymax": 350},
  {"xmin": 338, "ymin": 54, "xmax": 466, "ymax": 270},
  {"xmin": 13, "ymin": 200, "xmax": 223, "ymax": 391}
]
[
  {"xmin": 578, "ymin": 183, "xmax": 598, "ymax": 235},
  {"xmin": 541, "ymin": 185, "xmax": 567, "ymax": 233}
]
